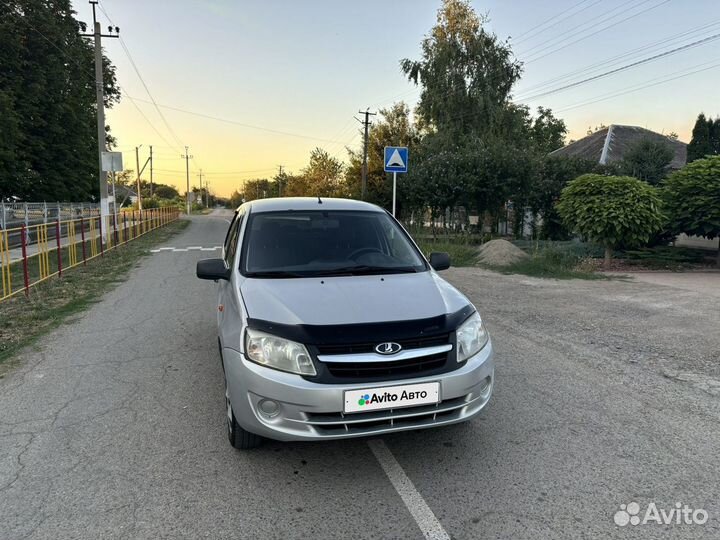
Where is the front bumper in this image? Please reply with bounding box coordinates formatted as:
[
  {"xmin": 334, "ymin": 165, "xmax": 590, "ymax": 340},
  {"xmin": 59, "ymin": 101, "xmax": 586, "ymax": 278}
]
[{"xmin": 222, "ymin": 340, "xmax": 494, "ymax": 441}]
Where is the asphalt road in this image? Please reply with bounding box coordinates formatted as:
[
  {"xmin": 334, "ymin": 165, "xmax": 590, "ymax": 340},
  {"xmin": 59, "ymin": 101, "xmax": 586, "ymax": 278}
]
[{"xmin": 2, "ymin": 211, "xmax": 719, "ymax": 539}]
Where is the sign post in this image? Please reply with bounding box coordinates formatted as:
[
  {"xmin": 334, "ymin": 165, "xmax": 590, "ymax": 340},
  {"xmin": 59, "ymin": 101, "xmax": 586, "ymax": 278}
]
[
  {"xmin": 101, "ymin": 151, "xmax": 123, "ymax": 242},
  {"xmin": 384, "ymin": 146, "xmax": 408, "ymax": 217}
]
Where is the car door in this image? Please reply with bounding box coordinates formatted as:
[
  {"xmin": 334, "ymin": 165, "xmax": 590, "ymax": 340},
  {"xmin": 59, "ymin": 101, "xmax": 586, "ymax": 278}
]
[{"xmin": 218, "ymin": 209, "xmax": 245, "ymax": 351}]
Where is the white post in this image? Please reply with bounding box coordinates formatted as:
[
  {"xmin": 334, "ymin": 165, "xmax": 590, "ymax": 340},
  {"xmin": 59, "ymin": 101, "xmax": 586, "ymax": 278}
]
[
  {"xmin": 111, "ymin": 170, "xmax": 117, "ymax": 216},
  {"xmin": 392, "ymin": 172, "xmax": 397, "ymax": 217}
]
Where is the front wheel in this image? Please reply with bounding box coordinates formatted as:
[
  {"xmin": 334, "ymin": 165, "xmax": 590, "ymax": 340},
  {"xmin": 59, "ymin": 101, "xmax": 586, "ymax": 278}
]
[{"xmin": 225, "ymin": 377, "xmax": 263, "ymax": 450}]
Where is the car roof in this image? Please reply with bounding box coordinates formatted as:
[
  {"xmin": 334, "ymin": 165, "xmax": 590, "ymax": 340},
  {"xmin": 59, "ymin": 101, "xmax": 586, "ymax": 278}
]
[{"xmin": 237, "ymin": 197, "xmax": 385, "ymax": 214}]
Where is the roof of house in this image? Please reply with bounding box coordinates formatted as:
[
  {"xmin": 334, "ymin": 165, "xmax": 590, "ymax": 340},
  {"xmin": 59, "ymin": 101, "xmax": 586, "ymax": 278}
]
[
  {"xmin": 112, "ymin": 185, "xmax": 138, "ymax": 197},
  {"xmin": 548, "ymin": 124, "xmax": 687, "ymax": 169}
]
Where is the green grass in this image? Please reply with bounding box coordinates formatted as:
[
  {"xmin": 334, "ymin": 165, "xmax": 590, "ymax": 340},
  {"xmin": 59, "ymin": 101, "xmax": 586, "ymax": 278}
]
[
  {"xmin": 414, "ymin": 239, "xmax": 479, "ymax": 267},
  {"xmin": 620, "ymin": 246, "xmax": 713, "ymax": 269},
  {"xmin": 490, "ymin": 249, "xmax": 606, "ymax": 280},
  {"xmin": 0, "ymin": 219, "xmax": 190, "ymax": 373}
]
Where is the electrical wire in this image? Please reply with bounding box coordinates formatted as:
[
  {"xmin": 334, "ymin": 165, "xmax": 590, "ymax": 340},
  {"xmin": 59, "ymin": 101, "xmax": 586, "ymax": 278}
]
[
  {"xmin": 523, "ymin": 0, "xmax": 672, "ymax": 63},
  {"xmin": 517, "ymin": 31, "xmax": 720, "ymax": 102},
  {"xmin": 516, "ymin": 19, "xmax": 720, "ymax": 94}
]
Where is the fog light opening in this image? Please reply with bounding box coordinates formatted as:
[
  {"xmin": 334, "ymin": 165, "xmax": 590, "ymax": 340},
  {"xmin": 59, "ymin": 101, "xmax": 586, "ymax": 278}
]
[{"xmin": 258, "ymin": 399, "xmax": 280, "ymax": 418}]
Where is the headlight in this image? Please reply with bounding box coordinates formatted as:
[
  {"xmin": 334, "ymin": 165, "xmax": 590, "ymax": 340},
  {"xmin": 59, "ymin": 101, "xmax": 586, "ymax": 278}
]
[
  {"xmin": 456, "ymin": 312, "xmax": 489, "ymax": 362},
  {"xmin": 244, "ymin": 328, "xmax": 316, "ymax": 376}
]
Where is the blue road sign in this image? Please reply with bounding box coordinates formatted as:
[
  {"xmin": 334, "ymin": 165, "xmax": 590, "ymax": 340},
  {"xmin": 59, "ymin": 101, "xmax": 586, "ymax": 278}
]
[{"xmin": 384, "ymin": 146, "xmax": 408, "ymax": 173}]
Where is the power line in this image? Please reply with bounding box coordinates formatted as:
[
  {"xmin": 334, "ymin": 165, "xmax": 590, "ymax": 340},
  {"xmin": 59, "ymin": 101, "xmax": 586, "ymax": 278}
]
[
  {"xmin": 513, "ymin": 0, "xmax": 601, "ymax": 44},
  {"xmin": 516, "ymin": 19, "xmax": 720, "ymax": 95},
  {"xmin": 523, "ymin": 0, "xmax": 672, "ymax": 64},
  {"xmin": 517, "ymin": 32, "xmax": 720, "ymax": 102},
  {"xmin": 554, "ymin": 58, "xmax": 720, "ymax": 113},
  {"xmin": 125, "ymin": 95, "xmax": 355, "ymax": 145},
  {"xmin": 97, "ymin": 2, "xmax": 186, "ymax": 153},
  {"xmin": 517, "ymin": 0, "xmax": 655, "ymax": 58}
]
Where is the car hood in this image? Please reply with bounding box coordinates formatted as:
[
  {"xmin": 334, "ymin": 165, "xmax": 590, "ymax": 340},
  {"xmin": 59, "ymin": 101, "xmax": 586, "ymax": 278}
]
[{"xmin": 239, "ymin": 271, "xmax": 471, "ymax": 326}]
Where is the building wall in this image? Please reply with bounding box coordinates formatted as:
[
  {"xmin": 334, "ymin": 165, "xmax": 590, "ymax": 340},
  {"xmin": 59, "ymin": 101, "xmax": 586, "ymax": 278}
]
[{"xmin": 675, "ymin": 234, "xmax": 719, "ymax": 251}]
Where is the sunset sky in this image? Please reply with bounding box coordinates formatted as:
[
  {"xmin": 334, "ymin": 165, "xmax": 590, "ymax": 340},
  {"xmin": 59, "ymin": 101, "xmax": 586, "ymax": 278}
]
[{"xmin": 74, "ymin": 0, "xmax": 720, "ymax": 197}]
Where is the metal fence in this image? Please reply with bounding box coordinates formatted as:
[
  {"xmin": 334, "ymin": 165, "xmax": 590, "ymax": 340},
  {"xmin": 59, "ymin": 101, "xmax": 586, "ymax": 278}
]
[
  {"xmin": 0, "ymin": 202, "xmax": 101, "ymax": 230},
  {"xmin": 0, "ymin": 207, "xmax": 180, "ymax": 301}
]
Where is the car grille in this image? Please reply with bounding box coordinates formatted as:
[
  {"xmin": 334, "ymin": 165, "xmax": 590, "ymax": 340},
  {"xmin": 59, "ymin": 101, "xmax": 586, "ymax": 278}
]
[
  {"xmin": 307, "ymin": 332, "xmax": 458, "ymax": 383},
  {"xmin": 304, "ymin": 394, "xmax": 475, "ymax": 436},
  {"xmin": 324, "ymin": 352, "xmax": 447, "ymax": 379},
  {"xmin": 315, "ymin": 333, "xmax": 450, "ymax": 355}
]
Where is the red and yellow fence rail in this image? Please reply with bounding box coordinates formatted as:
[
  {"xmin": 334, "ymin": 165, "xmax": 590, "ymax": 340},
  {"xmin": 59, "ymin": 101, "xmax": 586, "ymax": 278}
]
[{"xmin": 0, "ymin": 207, "xmax": 179, "ymax": 301}]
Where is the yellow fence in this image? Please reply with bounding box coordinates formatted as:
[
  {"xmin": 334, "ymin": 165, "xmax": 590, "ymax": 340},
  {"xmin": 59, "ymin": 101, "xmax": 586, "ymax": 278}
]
[{"xmin": 0, "ymin": 207, "xmax": 180, "ymax": 301}]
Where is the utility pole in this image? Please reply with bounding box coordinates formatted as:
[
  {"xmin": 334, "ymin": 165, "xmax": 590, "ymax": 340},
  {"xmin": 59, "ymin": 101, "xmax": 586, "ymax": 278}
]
[
  {"xmin": 358, "ymin": 109, "xmax": 376, "ymax": 201},
  {"xmin": 81, "ymin": 1, "xmax": 119, "ymax": 242},
  {"xmin": 181, "ymin": 146, "xmax": 193, "ymax": 214},
  {"xmin": 277, "ymin": 165, "xmax": 284, "ymax": 197},
  {"xmin": 135, "ymin": 146, "xmax": 143, "ymax": 210},
  {"xmin": 133, "ymin": 145, "xmax": 151, "ymax": 210},
  {"xmin": 149, "ymin": 145, "xmax": 153, "ymax": 197},
  {"xmin": 197, "ymin": 169, "xmax": 205, "ymax": 207}
]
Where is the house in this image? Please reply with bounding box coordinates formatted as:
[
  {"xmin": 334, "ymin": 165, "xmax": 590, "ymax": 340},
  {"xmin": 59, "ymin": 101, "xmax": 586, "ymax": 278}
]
[
  {"xmin": 550, "ymin": 125, "xmax": 719, "ymax": 253},
  {"xmin": 112, "ymin": 185, "xmax": 138, "ymax": 207},
  {"xmin": 549, "ymin": 124, "xmax": 687, "ymax": 169}
]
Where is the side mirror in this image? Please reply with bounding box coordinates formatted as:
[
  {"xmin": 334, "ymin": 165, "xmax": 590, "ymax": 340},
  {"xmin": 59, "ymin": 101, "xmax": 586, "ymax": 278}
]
[
  {"xmin": 197, "ymin": 258, "xmax": 230, "ymax": 281},
  {"xmin": 429, "ymin": 252, "xmax": 451, "ymax": 271}
]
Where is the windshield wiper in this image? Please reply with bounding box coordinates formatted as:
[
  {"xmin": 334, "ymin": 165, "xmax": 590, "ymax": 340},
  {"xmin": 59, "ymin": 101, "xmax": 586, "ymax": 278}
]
[
  {"xmin": 312, "ymin": 265, "xmax": 418, "ymax": 276},
  {"xmin": 244, "ymin": 270, "xmax": 306, "ymax": 278}
]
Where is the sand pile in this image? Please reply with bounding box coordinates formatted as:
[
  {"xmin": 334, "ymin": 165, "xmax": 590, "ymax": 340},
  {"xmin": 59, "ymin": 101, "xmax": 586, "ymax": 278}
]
[{"xmin": 476, "ymin": 239, "xmax": 529, "ymax": 267}]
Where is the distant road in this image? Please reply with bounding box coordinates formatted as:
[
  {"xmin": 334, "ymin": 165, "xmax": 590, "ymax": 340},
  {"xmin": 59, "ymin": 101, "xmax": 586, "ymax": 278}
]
[{"xmin": 1, "ymin": 210, "xmax": 719, "ymax": 539}]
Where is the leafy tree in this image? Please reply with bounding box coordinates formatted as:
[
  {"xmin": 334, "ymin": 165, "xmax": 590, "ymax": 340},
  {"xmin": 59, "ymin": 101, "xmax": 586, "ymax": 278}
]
[
  {"xmin": 687, "ymin": 113, "xmax": 714, "ymax": 162},
  {"xmin": 556, "ymin": 174, "xmax": 664, "ymax": 267},
  {"xmin": 401, "ymin": 0, "xmax": 521, "ymax": 137},
  {"xmin": 0, "ymin": 1, "xmax": 120, "ymax": 202},
  {"xmin": 662, "ymin": 156, "xmax": 720, "ymax": 266},
  {"xmin": 346, "ymin": 102, "xmax": 419, "ymax": 209},
  {"xmin": 529, "ymin": 156, "xmax": 608, "ymax": 239},
  {"xmin": 620, "ymin": 137, "xmax": 674, "ymax": 185},
  {"xmin": 153, "ymin": 184, "xmax": 179, "ymax": 200},
  {"xmin": 285, "ymin": 149, "xmax": 345, "ymax": 198},
  {"xmin": 227, "ymin": 190, "xmax": 243, "ymax": 208},
  {"xmin": 528, "ymin": 106, "xmax": 567, "ymax": 154},
  {"xmin": 243, "ymin": 178, "xmax": 274, "ymax": 201}
]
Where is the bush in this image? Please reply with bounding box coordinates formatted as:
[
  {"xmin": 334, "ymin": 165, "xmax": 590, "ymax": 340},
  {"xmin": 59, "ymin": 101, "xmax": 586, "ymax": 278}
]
[
  {"xmin": 556, "ymin": 174, "xmax": 664, "ymax": 267},
  {"xmin": 662, "ymin": 156, "xmax": 720, "ymax": 266}
]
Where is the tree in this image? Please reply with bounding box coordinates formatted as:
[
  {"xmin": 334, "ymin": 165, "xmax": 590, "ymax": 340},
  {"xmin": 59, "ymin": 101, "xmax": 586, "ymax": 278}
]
[
  {"xmin": 662, "ymin": 156, "xmax": 720, "ymax": 266},
  {"xmin": 0, "ymin": 1, "xmax": 120, "ymax": 202},
  {"xmin": 228, "ymin": 190, "xmax": 244, "ymax": 208},
  {"xmin": 687, "ymin": 113, "xmax": 714, "ymax": 162},
  {"xmin": 346, "ymin": 102, "xmax": 419, "ymax": 209},
  {"xmin": 293, "ymin": 148, "xmax": 345, "ymax": 198},
  {"xmin": 153, "ymin": 184, "xmax": 179, "ymax": 200},
  {"xmin": 529, "ymin": 106, "xmax": 567, "ymax": 154},
  {"xmin": 529, "ymin": 156, "xmax": 608, "ymax": 239},
  {"xmin": 620, "ymin": 137, "xmax": 674, "ymax": 185},
  {"xmin": 556, "ymin": 174, "xmax": 664, "ymax": 267},
  {"xmin": 401, "ymin": 0, "xmax": 521, "ymax": 138}
]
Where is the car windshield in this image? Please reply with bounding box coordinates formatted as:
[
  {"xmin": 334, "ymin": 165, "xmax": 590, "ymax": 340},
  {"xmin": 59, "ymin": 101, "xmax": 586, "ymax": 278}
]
[{"xmin": 241, "ymin": 210, "xmax": 427, "ymax": 277}]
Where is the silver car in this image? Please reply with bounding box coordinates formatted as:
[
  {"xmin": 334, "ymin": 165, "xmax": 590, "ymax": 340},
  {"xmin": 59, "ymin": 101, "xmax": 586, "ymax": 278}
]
[{"xmin": 197, "ymin": 198, "xmax": 494, "ymax": 449}]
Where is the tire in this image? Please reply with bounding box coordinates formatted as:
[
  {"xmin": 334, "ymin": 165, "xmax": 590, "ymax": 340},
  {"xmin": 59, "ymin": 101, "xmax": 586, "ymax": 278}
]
[{"xmin": 225, "ymin": 375, "xmax": 263, "ymax": 450}]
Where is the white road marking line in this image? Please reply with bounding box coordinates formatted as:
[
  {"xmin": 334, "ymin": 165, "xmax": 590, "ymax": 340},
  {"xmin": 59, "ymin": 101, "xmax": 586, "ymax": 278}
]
[
  {"xmin": 150, "ymin": 246, "xmax": 221, "ymax": 253},
  {"xmin": 367, "ymin": 440, "xmax": 451, "ymax": 540}
]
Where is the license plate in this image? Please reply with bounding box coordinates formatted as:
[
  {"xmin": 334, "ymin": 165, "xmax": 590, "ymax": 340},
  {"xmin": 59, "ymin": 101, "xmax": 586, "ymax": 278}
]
[{"xmin": 344, "ymin": 382, "xmax": 440, "ymax": 413}]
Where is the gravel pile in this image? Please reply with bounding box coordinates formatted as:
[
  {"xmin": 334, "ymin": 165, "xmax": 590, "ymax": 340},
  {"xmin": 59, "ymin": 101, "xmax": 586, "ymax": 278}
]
[{"xmin": 476, "ymin": 239, "xmax": 529, "ymax": 266}]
